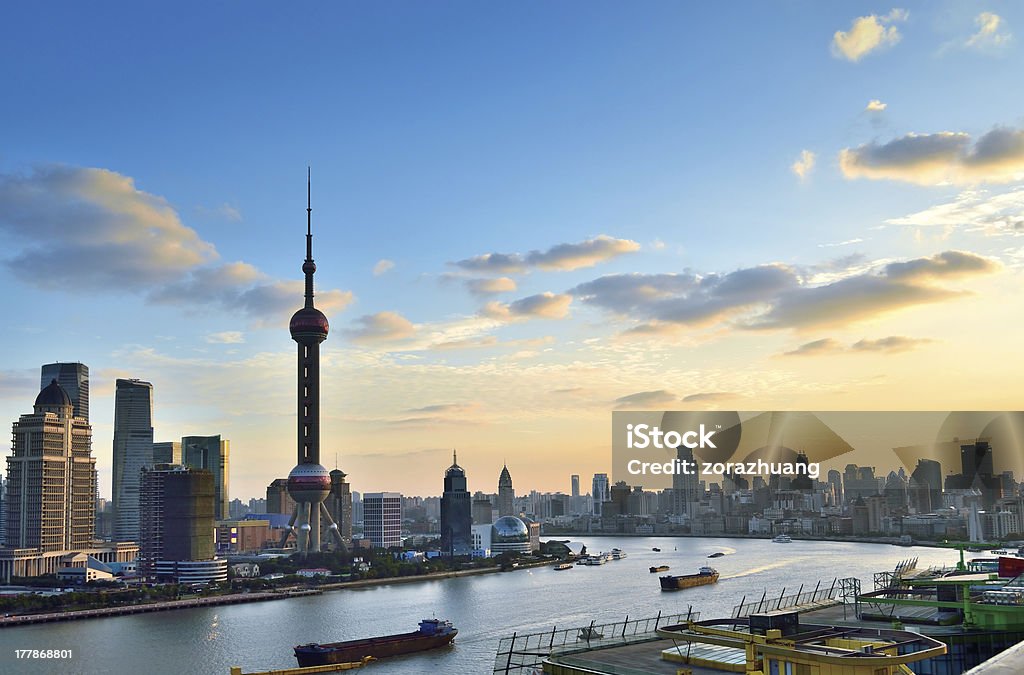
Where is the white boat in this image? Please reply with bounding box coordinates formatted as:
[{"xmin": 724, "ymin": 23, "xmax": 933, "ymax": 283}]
[
  {"xmin": 610, "ymin": 548, "xmax": 627, "ymax": 560},
  {"xmin": 772, "ymin": 534, "xmax": 792, "ymax": 543}
]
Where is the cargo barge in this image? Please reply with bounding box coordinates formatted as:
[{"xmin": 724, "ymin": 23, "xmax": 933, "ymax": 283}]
[
  {"xmin": 659, "ymin": 566, "xmax": 719, "ymax": 591},
  {"xmin": 294, "ymin": 618, "xmax": 457, "ymax": 666}
]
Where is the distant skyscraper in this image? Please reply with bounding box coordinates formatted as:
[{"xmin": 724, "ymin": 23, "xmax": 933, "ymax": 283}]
[
  {"xmin": 472, "ymin": 496, "xmax": 494, "ymax": 525},
  {"xmin": 440, "ymin": 451, "xmax": 473, "ymax": 555},
  {"xmin": 181, "ymin": 435, "xmax": 230, "ymax": 521},
  {"xmin": 5, "ymin": 380, "xmax": 95, "ymax": 553},
  {"xmin": 40, "ymin": 362, "xmax": 89, "ymax": 421},
  {"xmin": 363, "ymin": 492, "xmax": 402, "ymax": 548},
  {"xmin": 497, "ymin": 464, "xmax": 514, "ymax": 517},
  {"xmin": 325, "ymin": 469, "xmax": 352, "ymax": 549},
  {"xmin": 112, "ymin": 379, "xmax": 154, "ymax": 542},
  {"xmin": 571, "ymin": 475, "xmax": 580, "ymax": 497},
  {"xmin": 266, "ymin": 478, "xmax": 297, "ymax": 515},
  {"xmin": 592, "ymin": 473, "xmax": 609, "ymax": 516},
  {"xmin": 139, "ymin": 464, "xmax": 226, "ymax": 583},
  {"xmin": 153, "ymin": 441, "xmax": 181, "ymax": 464},
  {"xmin": 910, "ymin": 459, "xmax": 942, "ymax": 513},
  {"xmin": 671, "ymin": 446, "xmax": 700, "ymax": 516}
]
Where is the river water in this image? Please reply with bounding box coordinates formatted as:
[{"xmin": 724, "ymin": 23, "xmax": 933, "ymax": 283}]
[{"xmin": 0, "ymin": 537, "xmax": 960, "ymax": 674}]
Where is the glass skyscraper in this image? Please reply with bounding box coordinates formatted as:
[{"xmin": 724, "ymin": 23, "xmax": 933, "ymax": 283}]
[{"xmin": 112, "ymin": 379, "xmax": 154, "ymax": 542}]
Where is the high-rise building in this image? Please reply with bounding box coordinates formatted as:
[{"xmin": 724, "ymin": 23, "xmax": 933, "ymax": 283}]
[
  {"xmin": 440, "ymin": 452, "xmax": 472, "ymax": 555},
  {"xmin": 153, "ymin": 441, "xmax": 181, "ymax": 464},
  {"xmin": 281, "ymin": 172, "xmax": 345, "ymax": 557},
  {"xmin": 181, "ymin": 435, "xmax": 230, "ymax": 521},
  {"xmin": 571, "ymin": 475, "xmax": 580, "ymax": 498},
  {"xmin": 910, "ymin": 459, "xmax": 942, "ymax": 514},
  {"xmin": 6, "ymin": 380, "xmax": 95, "ymax": 552},
  {"xmin": 671, "ymin": 446, "xmax": 700, "ymax": 516},
  {"xmin": 592, "ymin": 473, "xmax": 609, "ymax": 516},
  {"xmin": 497, "ymin": 464, "xmax": 514, "ymax": 517},
  {"xmin": 472, "ymin": 496, "xmax": 494, "ymax": 525},
  {"xmin": 139, "ymin": 465, "xmax": 226, "ymax": 583},
  {"xmin": 112, "ymin": 379, "xmax": 154, "ymax": 542},
  {"xmin": 325, "ymin": 469, "xmax": 352, "ymax": 548},
  {"xmin": 363, "ymin": 492, "xmax": 402, "ymax": 549},
  {"xmin": 40, "ymin": 362, "xmax": 89, "ymax": 421},
  {"xmin": 266, "ymin": 478, "xmax": 297, "ymax": 515}
]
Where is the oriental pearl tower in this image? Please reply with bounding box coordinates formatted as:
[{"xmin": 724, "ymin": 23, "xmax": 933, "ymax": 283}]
[{"xmin": 284, "ymin": 170, "xmax": 346, "ymax": 557}]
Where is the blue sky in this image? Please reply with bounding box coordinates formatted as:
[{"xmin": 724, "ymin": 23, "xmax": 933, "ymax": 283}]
[{"xmin": 2, "ymin": 2, "xmax": 1024, "ymax": 499}]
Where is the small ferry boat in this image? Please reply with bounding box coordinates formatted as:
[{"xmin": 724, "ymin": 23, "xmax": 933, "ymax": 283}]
[
  {"xmin": 610, "ymin": 548, "xmax": 627, "ymax": 560},
  {"xmin": 554, "ymin": 562, "xmax": 573, "ymax": 571},
  {"xmin": 649, "ymin": 565, "xmax": 670, "ymax": 573},
  {"xmin": 294, "ymin": 618, "xmax": 457, "ymax": 667},
  {"xmin": 772, "ymin": 534, "xmax": 792, "ymax": 543},
  {"xmin": 707, "ymin": 552, "xmax": 725, "ymax": 558},
  {"xmin": 660, "ymin": 566, "xmax": 719, "ymax": 591}
]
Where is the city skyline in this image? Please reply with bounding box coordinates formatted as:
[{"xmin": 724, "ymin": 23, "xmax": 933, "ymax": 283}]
[{"xmin": 2, "ymin": 4, "xmax": 1024, "ymax": 499}]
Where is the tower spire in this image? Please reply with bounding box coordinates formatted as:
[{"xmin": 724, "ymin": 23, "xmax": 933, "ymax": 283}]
[
  {"xmin": 303, "ymin": 166, "xmax": 315, "ymax": 308},
  {"xmin": 453, "ymin": 448, "xmax": 457, "ymax": 466}
]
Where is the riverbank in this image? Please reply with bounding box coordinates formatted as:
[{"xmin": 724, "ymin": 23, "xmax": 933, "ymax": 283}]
[
  {"xmin": 545, "ymin": 531, "xmax": 962, "ymax": 549},
  {"xmin": 0, "ymin": 588, "xmax": 321, "ymax": 628},
  {"xmin": 0, "ymin": 559, "xmax": 560, "ymax": 628}
]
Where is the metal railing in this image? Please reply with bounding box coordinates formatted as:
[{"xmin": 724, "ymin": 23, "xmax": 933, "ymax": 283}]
[
  {"xmin": 731, "ymin": 578, "xmax": 840, "ymax": 618},
  {"xmin": 493, "ymin": 610, "xmax": 699, "ymax": 674}
]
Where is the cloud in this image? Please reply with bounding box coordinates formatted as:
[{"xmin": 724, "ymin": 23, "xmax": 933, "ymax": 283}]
[
  {"xmin": 572, "ymin": 265, "xmax": 797, "ymax": 328},
  {"xmin": 783, "ymin": 339, "xmax": 844, "ymax": 357},
  {"xmin": 840, "ymin": 125, "xmax": 1024, "ymax": 185},
  {"xmin": 0, "ymin": 164, "xmax": 354, "ymax": 324},
  {"xmin": 346, "ymin": 311, "xmax": 416, "ymax": 344},
  {"xmin": 482, "ymin": 292, "xmax": 572, "ymax": 320},
  {"xmin": 204, "ymin": 331, "xmax": 245, "ymax": 344},
  {"xmin": 791, "ymin": 150, "xmax": 816, "ymax": 180},
  {"xmin": 465, "ymin": 276, "xmax": 517, "ymax": 296},
  {"xmin": 613, "ymin": 390, "xmax": 678, "ymax": 409},
  {"xmin": 429, "ymin": 335, "xmax": 500, "ymax": 350},
  {"xmin": 887, "ymin": 186, "xmax": 1024, "ymax": 235},
  {"xmin": 783, "ymin": 336, "xmax": 933, "ymax": 357},
  {"xmin": 965, "ymin": 12, "xmax": 1011, "ymax": 50},
  {"xmin": 832, "ymin": 9, "xmax": 907, "ymax": 62},
  {"xmin": 682, "ymin": 392, "xmax": 737, "ymax": 403},
  {"xmin": 866, "ymin": 99, "xmax": 888, "ymax": 112},
  {"xmin": 373, "ymin": 259, "xmax": 395, "ymax": 276},
  {"xmin": 851, "ymin": 336, "xmax": 933, "ymax": 352},
  {"xmin": 451, "ymin": 235, "xmax": 640, "ymax": 274},
  {"xmin": 756, "ymin": 251, "xmax": 998, "ymax": 329},
  {"xmin": 404, "ymin": 402, "xmax": 481, "ymax": 415},
  {"xmin": 196, "ymin": 203, "xmax": 242, "ymax": 221},
  {"xmin": 573, "ymin": 251, "xmax": 999, "ymax": 335},
  {"xmin": 0, "ymin": 165, "xmax": 216, "ymax": 289}
]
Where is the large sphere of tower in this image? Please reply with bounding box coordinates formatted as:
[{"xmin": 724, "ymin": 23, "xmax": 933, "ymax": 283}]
[
  {"xmin": 289, "ymin": 307, "xmax": 329, "ymax": 342},
  {"xmin": 287, "ymin": 463, "xmax": 331, "ymax": 503}
]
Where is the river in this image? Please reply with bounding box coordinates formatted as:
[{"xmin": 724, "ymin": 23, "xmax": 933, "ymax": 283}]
[{"xmin": 0, "ymin": 538, "xmax": 960, "ymax": 674}]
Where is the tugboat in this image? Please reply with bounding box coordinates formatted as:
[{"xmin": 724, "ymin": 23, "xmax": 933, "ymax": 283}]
[
  {"xmin": 660, "ymin": 566, "xmax": 719, "ymax": 591},
  {"xmin": 294, "ymin": 618, "xmax": 457, "ymax": 666}
]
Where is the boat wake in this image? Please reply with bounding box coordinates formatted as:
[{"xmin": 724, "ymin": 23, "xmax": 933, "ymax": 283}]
[{"xmin": 720, "ymin": 560, "xmax": 789, "ymax": 580}]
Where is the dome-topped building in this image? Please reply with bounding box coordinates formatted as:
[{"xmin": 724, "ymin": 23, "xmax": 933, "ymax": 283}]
[
  {"xmin": 491, "ymin": 515, "xmax": 530, "ymax": 554},
  {"xmin": 35, "ymin": 379, "xmax": 72, "ymax": 409}
]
